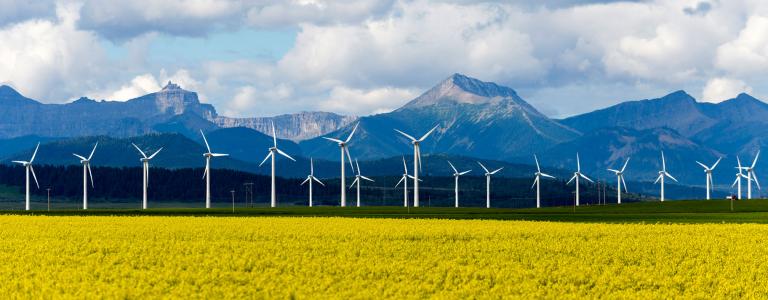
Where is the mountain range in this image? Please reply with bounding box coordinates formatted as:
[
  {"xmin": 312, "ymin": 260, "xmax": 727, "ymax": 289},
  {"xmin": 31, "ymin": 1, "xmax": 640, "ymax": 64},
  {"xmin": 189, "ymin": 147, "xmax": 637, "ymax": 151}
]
[{"xmin": 2, "ymin": 73, "xmax": 767, "ymax": 199}]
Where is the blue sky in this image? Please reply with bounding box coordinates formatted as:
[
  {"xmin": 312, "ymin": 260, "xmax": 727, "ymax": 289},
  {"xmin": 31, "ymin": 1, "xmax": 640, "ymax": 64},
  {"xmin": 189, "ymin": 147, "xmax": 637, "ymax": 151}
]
[{"xmin": 0, "ymin": 0, "xmax": 766, "ymax": 118}]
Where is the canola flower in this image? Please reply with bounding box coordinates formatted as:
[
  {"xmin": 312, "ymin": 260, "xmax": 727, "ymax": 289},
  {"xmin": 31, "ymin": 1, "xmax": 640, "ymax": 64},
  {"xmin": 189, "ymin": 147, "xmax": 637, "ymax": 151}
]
[{"xmin": 0, "ymin": 216, "xmax": 767, "ymax": 298}]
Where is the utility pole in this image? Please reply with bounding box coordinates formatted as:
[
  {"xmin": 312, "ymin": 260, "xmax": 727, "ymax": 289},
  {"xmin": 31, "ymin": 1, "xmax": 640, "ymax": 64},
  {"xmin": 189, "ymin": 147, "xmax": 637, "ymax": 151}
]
[
  {"xmin": 46, "ymin": 188, "xmax": 51, "ymax": 211},
  {"xmin": 231, "ymin": 190, "xmax": 235, "ymax": 213},
  {"xmin": 244, "ymin": 182, "xmax": 254, "ymax": 207}
]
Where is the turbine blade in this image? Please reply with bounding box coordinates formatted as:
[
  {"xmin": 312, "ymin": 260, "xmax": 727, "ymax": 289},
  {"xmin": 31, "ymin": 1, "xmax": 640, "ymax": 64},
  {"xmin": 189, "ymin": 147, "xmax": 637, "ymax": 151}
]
[
  {"xmin": 567, "ymin": 174, "xmax": 576, "ymax": 185},
  {"xmin": 576, "ymin": 152, "xmax": 580, "ymax": 172},
  {"xmin": 310, "ymin": 158, "xmax": 314, "ymax": 175},
  {"xmin": 313, "ymin": 176, "xmax": 325, "ymax": 186},
  {"xmin": 202, "ymin": 165, "xmax": 208, "ymax": 180},
  {"xmin": 30, "ymin": 165, "xmax": 39, "ymax": 189},
  {"xmin": 395, "ymin": 176, "xmax": 405, "ymax": 188},
  {"xmin": 448, "ymin": 161, "xmax": 457, "ymax": 173},
  {"xmin": 737, "ymin": 156, "xmax": 743, "ymax": 169},
  {"xmin": 531, "ymin": 176, "xmax": 538, "ymax": 189},
  {"xmin": 11, "ymin": 161, "xmax": 27, "ymax": 165},
  {"xmin": 148, "ymin": 147, "xmax": 163, "ymax": 160},
  {"xmin": 418, "ymin": 125, "xmax": 439, "ymax": 141},
  {"xmin": 580, "ymin": 173, "xmax": 594, "ymax": 183},
  {"xmin": 417, "ymin": 146, "xmax": 422, "ymax": 171},
  {"xmin": 403, "ymin": 156, "xmax": 408, "ymax": 175},
  {"xmin": 654, "ymin": 174, "xmax": 662, "ymax": 184},
  {"xmin": 345, "ymin": 123, "xmax": 359, "ymax": 143},
  {"xmin": 753, "ymin": 151, "xmax": 761, "ymax": 169},
  {"xmin": 271, "ymin": 121, "xmax": 277, "ymax": 147},
  {"xmin": 301, "ymin": 177, "xmax": 310, "ymax": 185},
  {"xmin": 361, "ymin": 176, "xmax": 374, "ymax": 182},
  {"xmin": 394, "ymin": 129, "xmax": 417, "ymax": 141},
  {"xmin": 211, "ymin": 153, "xmax": 229, "ymax": 157},
  {"xmin": 477, "ymin": 162, "xmax": 489, "ymax": 173},
  {"xmin": 275, "ymin": 148, "xmax": 296, "ymax": 161},
  {"xmin": 753, "ymin": 171, "xmax": 761, "ymax": 190},
  {"xmin": 258, "ymin": 152, "xmax": 272, "ymax": 167},
  {"xmin": 345, "ymin": 147, "xmax": 354, "ymax": 170},
  {"xmin": 621, "ymin": 157, "xmax": 630, "ymax": 172},
  {"xmin": 711, "ymin": 157, "xmax": 722, "ymax": 170},
  {"xmin": 732, "ymin": 176, "xmax": 738, "ymax": 187},
  {"xmin": 621, "ymin": 176, "xmax": 628, "ymax": 193},
  {"xmin": 132, "ymin": 143, "xmax": 147, "ymax": 158},
  {"xmin": 661, "ymin": 151, "xmax": 666, "ymax": 171},
  {"xmin": 666, "ymin": 172, "xmax": 678, "ymax": 182},
  {"xmin": 607, "ymin": 168, "xmax": 619, "ymax": 174},
  {"xmin": 322, "ymin": 137, "xmax": 344, "ymax": 144},
  {"xmin": 200, "ymin": 130, "xmax": 212, "ymax": 153},
  {"xmin": 88, "ymin": 164, "xmax": 94, "ymax": 188},
  {"xmin": 349, "ymin": 178, "xmax": 359, "ymax": 189},
  {"xmin": 88, "ymin": 142, "xmax": 98, "ymax": 160},
  {"xmin": 490, "ymin": 167, "xmax": 503, "ymax": 175},
  {"xmin": 30, "ymin": 143, "xmax": 40, "ymax": 163},
  {"xmin": 355, "ymin": 159, "xmax": 361, "ymax": 175},
  {"xmin": 541, "ymin": 173, "xmax": 555, "ymax": 179},
  {"xmin": 534, "ymin": 154, "xmax": 541, "ymax": 172},
  {"xmin": 695, "ymin": 161, "xmax": 708, "ymax": 170},
  {"xmin": 73, "ymin": 154, "xmax": 87, "ymax": 161},
  {"xmin": 459, "ymin": 170, "xmax": 471, "ymax": 176}
]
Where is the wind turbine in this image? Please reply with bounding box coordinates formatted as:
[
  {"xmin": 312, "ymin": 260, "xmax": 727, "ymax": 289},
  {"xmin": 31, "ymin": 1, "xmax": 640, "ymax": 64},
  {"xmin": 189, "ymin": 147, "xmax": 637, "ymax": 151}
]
[
  {"xmin": 300, "ymin": 158, "xmax": 324, "ymax": 207},
  {"xmin": 200, "ymin": 130, "xmax": 229, "ymax": 209},
  {"xmin": 259, "ymin": 121, "xmax": 296, "ymax": 208},
  {"xmin": 740, "ymin": 151, "xmax": 760, "ymax": 199},
  {"xmin": 695, "ymin": 157, "xmax": 722, "ymax": 200},
  {"xmin": 132, "ymin": 143, "xmax": 162, "ymax": 209},
  {"xmin": 349, "ymin": 159, "xmax": 374, "ymax": 207},
  {"xmin": 531, "ymin": 155, "xmax": 555, "ymax": 208},
  {"xmin": 323, "ymin": 123, "xmax": 358, "ymax": 207},
  {"xmin": 72, "ymin": 142, "xmax": 98, "ymax": 210},
  {"xmin": 653, "ymin": 151, "xmax": 677, "ymax": 202},
  {"xmin": 566, "ymin": 153, "xmax": 593, "ymax": 206},
  {"xmin": 478, "ymin": 162, "xmax": 503, "ymax": 208},
  {"xmin": 395, "ymin": 156, "xmax": 415, "ymax": 207},
  {"xmin": 607, "ymin": 158, "xmax": 630, "ymax": 204},
  {"xmin": 12, "ymin": 143, "xmax": 40, "ymax": 211},
  {"xmin": 394, "ymin": 125, "xmax": 439, "ymax": 207},
  {"xmin": 448, "ymin": 161, "xmax": 471, "ymax": 208},
  {"xmin": 732, "ymin": 156, "xmax": 747, "ymax": 199}
]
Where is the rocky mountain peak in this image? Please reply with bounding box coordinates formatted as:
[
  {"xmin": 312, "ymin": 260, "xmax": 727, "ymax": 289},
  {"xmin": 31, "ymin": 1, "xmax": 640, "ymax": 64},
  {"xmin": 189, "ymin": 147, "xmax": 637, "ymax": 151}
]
[{"xmin": 400, "ymin": 73, "xmax": 524, "ymax": 109}]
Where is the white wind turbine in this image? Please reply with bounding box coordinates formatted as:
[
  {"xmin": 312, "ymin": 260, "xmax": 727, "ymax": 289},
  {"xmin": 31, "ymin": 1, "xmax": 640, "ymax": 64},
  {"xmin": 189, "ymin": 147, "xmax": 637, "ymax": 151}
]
[
  {"xmin": 531, "ymin": 155, "xmax": 555, "ymax": 208},
  {"xmin": 323, "ymin": 123, "xmax": 358, "ymax": 207},
  {"xmin": 732, "ymin": 156, "xmax": 747, "ymax": 199},
  {"xmin": 566, "ymin": 153, "xmax": 593, "ymax": 206},
  {"xmin": 300, "ymin": 158, "xmax": 324, "ymax": 207},
  {"xmin": 695, "ymin": 157, "xmax": 722, "ymax": 200},
  {"xmin": 395, "ymin": 156, "xmax": 417, "ymax": 207},
  {"xmin": 259, "ymin": 121, "xmax": 296, "ymax": 208},
  {"xmin": 654, "ymin": 151, "xmax": 677, "ymax": 202},
  {"xmin": 12, "ymin": 143, "xmax": 40, "ymax": 211},
  {"xmin": 739, "ymin": 151, "xmax": 760, "ymax": 199},
  {"xmin": 349, "ymin": 159, "xmax": 374, "ymax": 207},
  {"xmin": 72, "ymin": 142, "xmax": 98, "ymax": 210},
  {"xmin": 394, "ymin": 125, "xmax": 439, "ymax": 207},
  {"xmin": 607, "ymin": 158, "xmax": 630, "ymax": 204},
  {"xmin": 478, "ymin": 162, "xmax": 503, "ymax": 208},
  {"xmin": 132, "ymin": 143, "xmax": 162, "ymax": 209},
  {"xmin": 200, "ymin": 130, "xmax": 229, "ymax": 209},
  {"xmin": 448, "ymin": 161, "xmax": 471, "ymax": 208}
]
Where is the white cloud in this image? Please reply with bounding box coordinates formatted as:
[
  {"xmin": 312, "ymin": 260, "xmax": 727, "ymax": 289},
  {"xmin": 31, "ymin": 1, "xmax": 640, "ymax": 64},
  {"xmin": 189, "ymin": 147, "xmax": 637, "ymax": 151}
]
[
  {"xmin": 320, "ymin": 86, "xmax": 419, "ymax": 115},
  {"xmin": 716, "ymin": 15, "xmax": 768, "ymax": 76},
  {"xmin": 701, "ymin": 77, "xmax": 752, "ymax": 103},
  {"xmin": 246, "ymin": 0, "xmax": 396, "ymax": 29}
]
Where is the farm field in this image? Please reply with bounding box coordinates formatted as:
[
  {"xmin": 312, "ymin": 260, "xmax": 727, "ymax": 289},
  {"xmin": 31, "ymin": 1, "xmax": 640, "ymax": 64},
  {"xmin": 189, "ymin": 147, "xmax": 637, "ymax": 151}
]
[{"xmin": 1, "ymin": 215, "xmax": 768, "ymax": 298}]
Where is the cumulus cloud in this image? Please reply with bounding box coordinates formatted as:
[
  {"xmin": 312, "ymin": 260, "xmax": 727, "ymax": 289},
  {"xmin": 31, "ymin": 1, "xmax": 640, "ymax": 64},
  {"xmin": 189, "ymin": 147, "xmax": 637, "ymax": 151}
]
[
  {"xmin": 701, "ymin": 77, "xmax": 753, "ymax": 102},
  {"xmin": 319, "ymin": 86, "xmax": 419, "ymax": 115}
]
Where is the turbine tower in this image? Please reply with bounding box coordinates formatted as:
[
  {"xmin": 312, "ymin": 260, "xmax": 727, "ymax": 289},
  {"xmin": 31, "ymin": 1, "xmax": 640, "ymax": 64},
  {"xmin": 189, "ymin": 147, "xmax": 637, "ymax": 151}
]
[
  {"xmin": 259, "ymin": 121, "xmax": 296, "ymax": 208},
  {"xmin": 566, "ymin": 153, "xmax": 593, "ymax": 206},
  {"xmin": 322, "ymin": 123, "xmax": 358, "ymax": 207},
  {"xmin": 531, "ymin": 155, "xmax": 555, "ymax": 208},
  {"xmin": 695, "ymin": 157, "xmax": 722, "ymax": 200},
  {"xmin": 132, "ymin": 143, "xmax": 162, "ymax": 209},
  {"xmin": 200, "ymin": 130, "xmax": 229, "ymax": 208},
  {"xmin": 732, "ymin": 156, "xmax": 747, "ymax": 199},
  {"xmin": 740, "ymin": 151, "xmax": 760, "ymax": 199},
  {"xmin": 72, "ymin": 142, "xmax": 98, "ymax": 210},
  {"xmin": 394, "ymin": 156, "xmax": 416, "ymax": 207},
  {"xmin": 394, "ymin": 125, "xmax": 439, "ymax": 207},
  {"xmin": 607, "ymin": 158, "xmax": 630, "ymax": 204},
  {"xmin": 349, "ymin": 159, "xmax": 374, "ymax": 207},
  {"xmin": 448, "ymin": 161, "xmax": 471, "ymax": 208},
  {"xmin": 300, "ymin": 158, "xmax": 324, "ymax": 207},
  {"xmin": 653, "ymin": 151, "xmax": 677, "ymax": 202},
  {"xmin": 478, "ymin": 162, "xmax": 503, "ymax": 208},
  {"xmin": 12, "ymin": 143, "xmax": 40, "ymax": 211}
]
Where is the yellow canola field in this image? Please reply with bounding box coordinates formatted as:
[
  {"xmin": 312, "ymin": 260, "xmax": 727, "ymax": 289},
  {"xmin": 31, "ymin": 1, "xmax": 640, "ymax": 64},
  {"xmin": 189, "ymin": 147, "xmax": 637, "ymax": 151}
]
[{"xmin": 0, "ymin": 216, "xmax": 767, "ymax": 298}]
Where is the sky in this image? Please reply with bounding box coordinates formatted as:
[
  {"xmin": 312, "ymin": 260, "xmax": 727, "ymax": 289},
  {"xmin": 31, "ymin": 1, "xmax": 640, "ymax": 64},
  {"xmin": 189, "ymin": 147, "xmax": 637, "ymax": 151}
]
[{"xmin": 0, "ymin": 0, "xmax": 766, "ymax": 118}]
